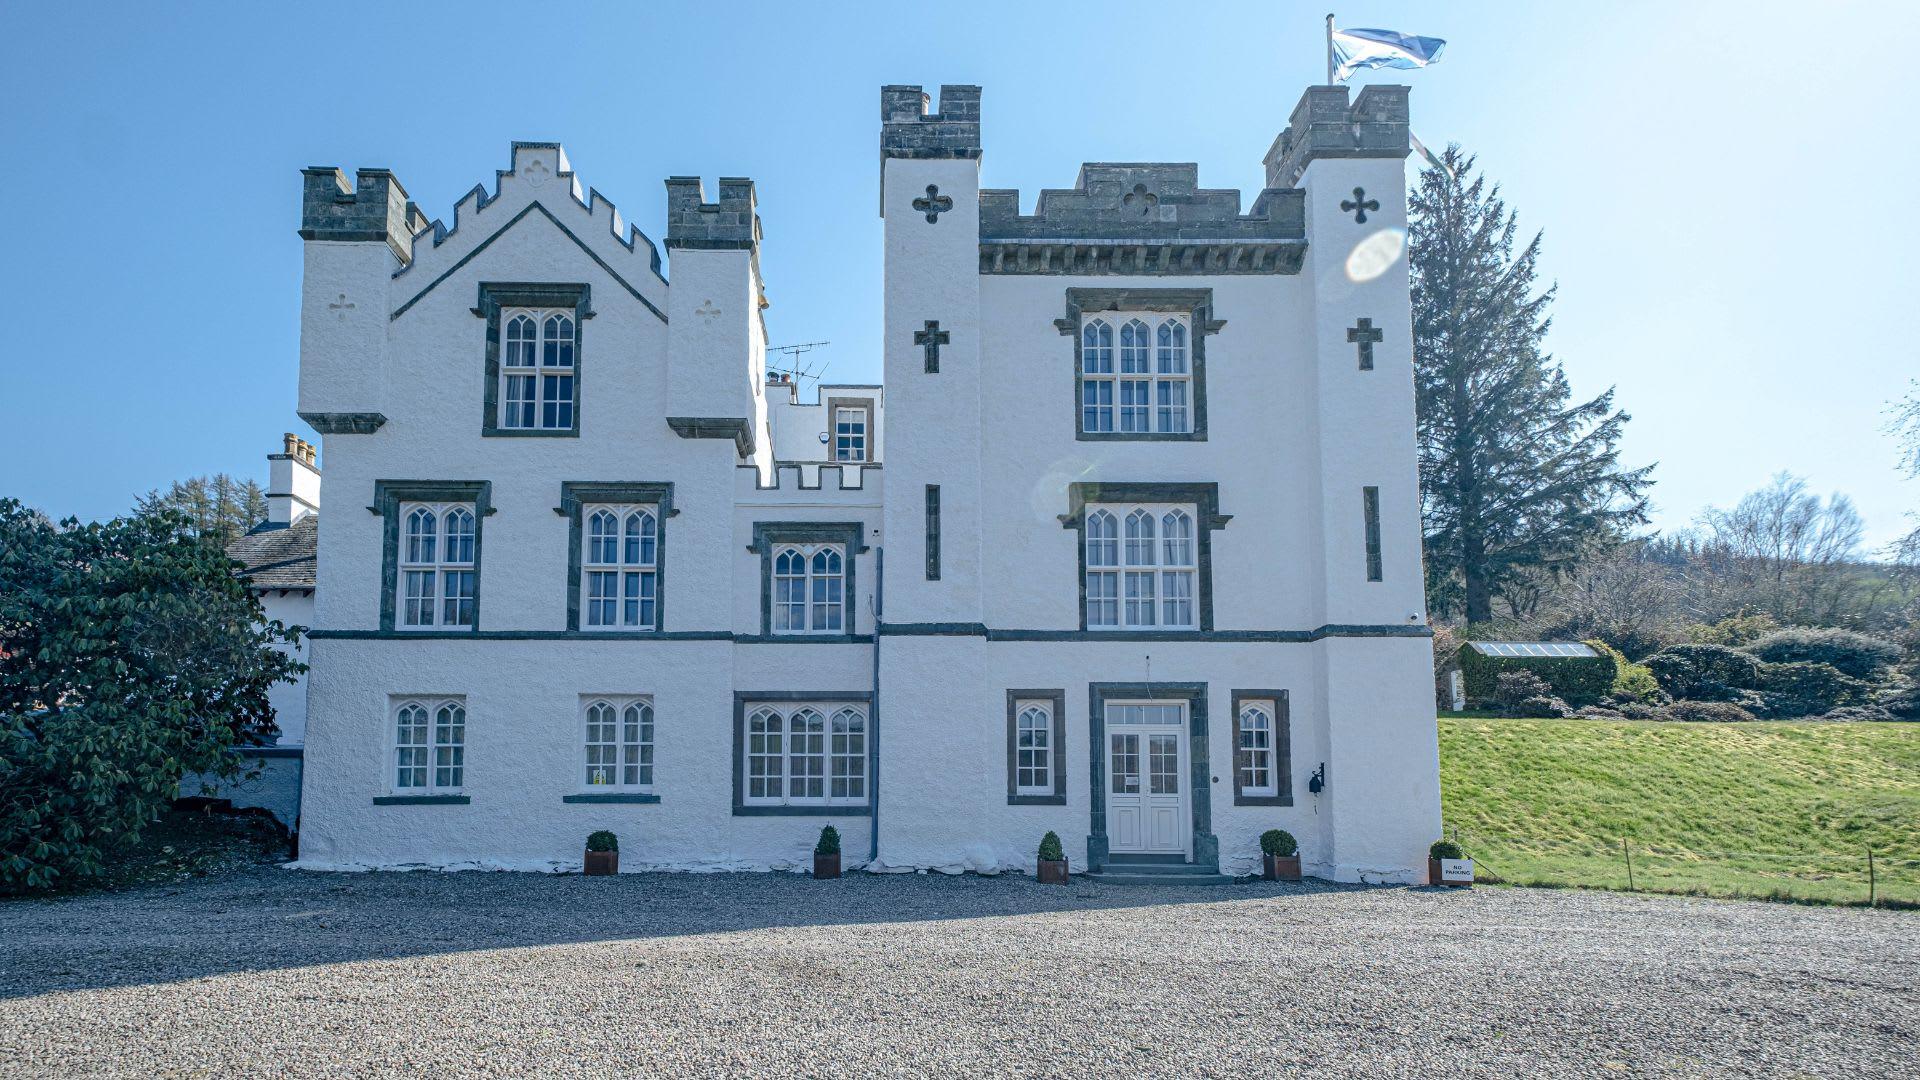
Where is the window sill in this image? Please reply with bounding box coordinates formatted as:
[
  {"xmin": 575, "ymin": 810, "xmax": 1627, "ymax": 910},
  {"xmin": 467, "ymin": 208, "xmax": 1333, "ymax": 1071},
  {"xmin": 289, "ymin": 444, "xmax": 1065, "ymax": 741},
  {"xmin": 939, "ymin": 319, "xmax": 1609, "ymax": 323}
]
[
  {"xmin": 1076, "ymin": 431, "xmax": 1207, "ymax": 442},
  {"xmin": 1233, "ymin": 794, "xmax": 1294, "ymax": 807},
  {"xmin": 1007, "ymin": 794, "xmax": 1067, "ymax": 806},
  {"xmin": 372, "ymin": 794, "xmax": 470, "ymax": 806},
  {"xmin": 732, "ymin": 804, "xmax": 872, "ymax": 817},
  {"xmin": 562, "ymin": 793, "xmax": 661, "ymax": 804},
  {"xmin": 481, "ymin": 427, "xmax": 580, "ymax": 438}
]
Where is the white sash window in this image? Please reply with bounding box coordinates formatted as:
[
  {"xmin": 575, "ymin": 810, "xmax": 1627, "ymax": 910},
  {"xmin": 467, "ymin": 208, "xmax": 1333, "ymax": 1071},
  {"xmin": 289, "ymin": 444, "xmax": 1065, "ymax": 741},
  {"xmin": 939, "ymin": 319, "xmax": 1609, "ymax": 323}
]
[
  {"xmin": 744, "ymin": 703, "xmax": 867, "ymax": 807},
  {"xmin": 398, "ymin": 503, "xmax": 477, "ymax": 629},
  {"xmin": 1086, "ymin": 504, "xmax": 1197, "ymax": 630},
  {"xmin": 1081, "ymin": 314, "xmax": 1191, "ymax": 435}
]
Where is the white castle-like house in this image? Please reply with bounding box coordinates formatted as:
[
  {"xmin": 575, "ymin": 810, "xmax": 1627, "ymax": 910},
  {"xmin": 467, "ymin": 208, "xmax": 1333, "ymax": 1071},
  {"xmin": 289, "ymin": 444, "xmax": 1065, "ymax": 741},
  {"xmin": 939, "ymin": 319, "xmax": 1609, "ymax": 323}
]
[{"xmin": 291, "ymin": 83, "xmax": 1439, "ymax": 881}]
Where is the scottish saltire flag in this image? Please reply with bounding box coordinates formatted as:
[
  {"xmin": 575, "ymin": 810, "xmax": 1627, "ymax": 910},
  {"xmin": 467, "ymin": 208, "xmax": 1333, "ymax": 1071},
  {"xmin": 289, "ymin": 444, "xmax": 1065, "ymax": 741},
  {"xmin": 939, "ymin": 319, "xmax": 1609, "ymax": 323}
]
[{"xmin": 1331, "ymin": 26, "xmax": 1447, "ymax": 82}]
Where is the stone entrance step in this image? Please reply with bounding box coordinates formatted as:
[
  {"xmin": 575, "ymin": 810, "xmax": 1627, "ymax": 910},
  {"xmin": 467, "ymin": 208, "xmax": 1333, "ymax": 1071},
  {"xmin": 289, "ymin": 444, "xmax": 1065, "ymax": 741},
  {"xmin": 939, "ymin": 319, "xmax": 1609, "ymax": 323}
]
[{"xmin": 1084, "ymin": 858, "xmax": 1238, "ymax": 886}]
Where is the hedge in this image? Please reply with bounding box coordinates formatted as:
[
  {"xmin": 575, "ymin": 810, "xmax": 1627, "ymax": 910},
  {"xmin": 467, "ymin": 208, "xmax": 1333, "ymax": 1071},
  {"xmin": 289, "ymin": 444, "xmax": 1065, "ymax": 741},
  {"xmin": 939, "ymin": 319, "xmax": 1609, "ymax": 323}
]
[{"xmin": 1458, "ymin": 643, "xmax": 1617, "ymax": 706}]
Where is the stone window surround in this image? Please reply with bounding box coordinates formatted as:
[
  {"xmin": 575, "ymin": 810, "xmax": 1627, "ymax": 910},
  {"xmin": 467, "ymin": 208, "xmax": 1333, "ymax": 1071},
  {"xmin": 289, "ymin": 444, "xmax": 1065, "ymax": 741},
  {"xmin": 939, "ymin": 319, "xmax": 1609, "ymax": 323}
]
[
  {"xmin": 1230, "ymin": 689, "xmax": 1293, "ymax": 807},
  {"xmin": 730, "ymin": 691, "xmax": 876, "ymax": 817},
  {"xmin": 746, "ymin": 522, "xmax": 871, "ymax": 639},
  {"xmin": 1058, "ymin": 482, "xmax": 1231, "ymax": 634},
  {"xmin": 554, "ymin": 482, "xmax": 677, "ymax": 633},
  {"xmin": 1006, "ymin": 689, "xmax": 1067, "ymax": 805},
  {"xmin": 374, "ymin": 694, "xmax": 469, "ymax": 805},
  {"xmin": 824, "ymin": 395, "xmax": 874, "ymax": 463},
  {"xmin": 567, "ymin": 694, "xmax": 661, "ymax": 805},
  {"xmin": 1086, "ymin": 682, "xmax": 1217, "ymax": 871},
  {"xmin": 371, "ymin": 480, "xmax": 493, "ymax": 632},
  {"xmin": 476, "ymin": 282, "xmax": 591, "ymax": 438},
  {"xmin": 1055, "ymin": 288, "xmax": 1224, "ymax": 442}
]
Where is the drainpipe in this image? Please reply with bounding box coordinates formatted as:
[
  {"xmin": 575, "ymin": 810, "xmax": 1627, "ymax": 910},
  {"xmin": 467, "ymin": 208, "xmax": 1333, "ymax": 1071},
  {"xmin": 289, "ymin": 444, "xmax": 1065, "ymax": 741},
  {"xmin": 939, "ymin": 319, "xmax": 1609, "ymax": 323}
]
[{"xmin": 868, "ymin": 546, "xmax": 883, "ymax": 866}]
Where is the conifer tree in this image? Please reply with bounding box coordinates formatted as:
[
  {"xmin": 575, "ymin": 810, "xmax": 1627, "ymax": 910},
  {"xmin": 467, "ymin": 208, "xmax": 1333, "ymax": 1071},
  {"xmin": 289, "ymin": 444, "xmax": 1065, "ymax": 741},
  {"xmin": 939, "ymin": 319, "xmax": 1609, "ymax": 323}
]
[
  {"xmin": 1411, "ymin": 147, "xmax": 1653, "ymax": 625},
  {"xmin": 136, "ymin": 473, "xmax": 267, "ymax": 545}
]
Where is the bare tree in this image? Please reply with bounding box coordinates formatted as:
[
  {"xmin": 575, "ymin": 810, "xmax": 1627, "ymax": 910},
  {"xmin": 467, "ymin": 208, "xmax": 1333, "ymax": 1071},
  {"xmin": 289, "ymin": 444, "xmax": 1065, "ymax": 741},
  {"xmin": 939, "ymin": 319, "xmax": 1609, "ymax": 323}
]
[
  {"xmin": 1695, "ymin": 473, "xmax": 1865, "ymax": 623},
  {"xmin": 1888, "ymin": 381, "xmax": 1920, "ymax": 570}
]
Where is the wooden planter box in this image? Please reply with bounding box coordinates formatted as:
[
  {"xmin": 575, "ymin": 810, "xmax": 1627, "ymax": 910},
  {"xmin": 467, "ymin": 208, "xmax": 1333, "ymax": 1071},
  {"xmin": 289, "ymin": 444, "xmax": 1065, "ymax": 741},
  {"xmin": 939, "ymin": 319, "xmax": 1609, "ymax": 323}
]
[
  {"xmin": 814, "ymin": 852, "xmax": 842, "ymax": 879},
  {"xmin": 584, "ymin": 849, "xmax": 618, "ymax": 876},
  {"xmin": 1037, "ymin": 858, "xmax": 1069, "ymax": 885},
  {"xmin": 1429, "ymin": 858, "xmax": 1473, "ymax": 887},
  {"xmin": 1263, "ymin": 854, "xmax": 1301, "ymax": 881}
]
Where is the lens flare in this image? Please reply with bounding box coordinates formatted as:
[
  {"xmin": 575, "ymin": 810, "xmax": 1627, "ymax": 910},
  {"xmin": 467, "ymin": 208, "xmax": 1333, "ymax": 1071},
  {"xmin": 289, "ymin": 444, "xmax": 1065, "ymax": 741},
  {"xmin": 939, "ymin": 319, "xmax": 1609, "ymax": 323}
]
[{"xmin": 1346, "ymin": 227, "xmax": 1406, "ymax": 283}]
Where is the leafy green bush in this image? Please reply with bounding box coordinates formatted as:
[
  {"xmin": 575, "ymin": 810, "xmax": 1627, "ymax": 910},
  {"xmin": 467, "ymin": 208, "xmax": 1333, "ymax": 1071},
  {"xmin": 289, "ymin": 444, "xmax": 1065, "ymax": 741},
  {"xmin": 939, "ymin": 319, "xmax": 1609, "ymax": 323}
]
[
  {"xmin": 1430, "ymin": 839, "xmax": 1464, "ymax": 860},
  {"xmin": 586, "ymin": 830, "xmax": 618, "ymax": 853},
  {"xmin": 1493, "ymin": 670, "xmax": 1551, "ymax": 709},
  {"xmin": 1663, "ymin": 700, "xmax": 1757, "ymax": 723},
  {"xmin": 1037, "ymin": 831, "xmax": 1065, "ymax": 862},
  {"xmin": 1589, "ymin": 640, "xmax": 1661, "ymax": 702},
  {"xmin": 0, "ymin": 500, "xmax": 302, "ymax": 894},
  {"xmin": 1755, "ymin": 661, "xmax": 1867, "ymax": 715},
  {"xmin": 814, "ymin": 825, "xmax": 840, "ymax": 857},
  {"xmin": 1644, "ymin": 644, "xmax": 1763, "ymax": 701},
  {"xmin": 1459, "ymin": 643, "xmax": 1616, "ymax": 706},
  {"xmin": 1748, "ymin": 628, "xmax": 1902, "ymax": 680},
  {"xmin": 1260, "ymin": 829, "xmax": 1297, "ymax": 857}
]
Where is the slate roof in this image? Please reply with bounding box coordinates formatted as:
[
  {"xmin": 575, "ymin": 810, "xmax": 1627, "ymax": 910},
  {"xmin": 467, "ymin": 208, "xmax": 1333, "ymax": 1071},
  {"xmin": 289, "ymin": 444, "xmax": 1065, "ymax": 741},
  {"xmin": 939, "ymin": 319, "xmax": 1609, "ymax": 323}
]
[{"xmin": 227, "ymin": 515, "xmax": 317, "ymax": 591}]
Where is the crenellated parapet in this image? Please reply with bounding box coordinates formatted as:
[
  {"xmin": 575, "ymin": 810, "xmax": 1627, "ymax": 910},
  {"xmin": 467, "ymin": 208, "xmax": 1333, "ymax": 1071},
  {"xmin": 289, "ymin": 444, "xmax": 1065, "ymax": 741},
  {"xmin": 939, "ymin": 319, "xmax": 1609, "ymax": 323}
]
[
  {"xmin": 881, "ymin": 84, "xmax": 982, "ymax": 160},
  {"xmin": 978, "ymin": 164, "xmax": 1305, "ymax": 275},
  {"xmin": 395, "ymin": 142, "xmax": 665, "ymax": 285},
  {"xmin": 664, "ymin": 177, "xmax": 761, "ymax": 251},
  {"xmin": 1264, "ymin": 84, "xmax": 1410, "ymax": 189},
  {"xmin": 299, "ymin": 167, "xmax": 431, "ymax": 265},
  {"xmin": 736, "ymin": 462, "xmax": 884, "ymax": 500}
]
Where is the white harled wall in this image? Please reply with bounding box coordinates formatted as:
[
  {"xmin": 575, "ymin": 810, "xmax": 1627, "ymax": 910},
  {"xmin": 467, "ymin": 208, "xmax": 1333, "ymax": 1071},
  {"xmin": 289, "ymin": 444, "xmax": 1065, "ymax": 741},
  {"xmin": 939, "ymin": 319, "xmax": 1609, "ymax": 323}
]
[{"xmin": 294, "ymin": 86, "xmax": 1439, "ymax": 881}]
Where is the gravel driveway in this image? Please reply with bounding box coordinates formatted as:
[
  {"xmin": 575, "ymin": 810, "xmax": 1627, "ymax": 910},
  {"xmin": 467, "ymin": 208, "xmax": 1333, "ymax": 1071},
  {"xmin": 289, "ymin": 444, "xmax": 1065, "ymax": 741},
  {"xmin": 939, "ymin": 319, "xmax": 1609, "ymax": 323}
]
[{"xmin": 0, "ymin": 868, "xmax": 1913, "ymax": 1078}]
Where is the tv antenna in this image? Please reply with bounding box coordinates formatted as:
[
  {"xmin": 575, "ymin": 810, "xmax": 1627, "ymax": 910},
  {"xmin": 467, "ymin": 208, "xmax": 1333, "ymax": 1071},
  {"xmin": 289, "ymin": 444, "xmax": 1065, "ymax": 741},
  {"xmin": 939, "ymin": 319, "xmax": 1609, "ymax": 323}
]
[{"xmin": 767, "ymin": 340, "xmax": 830, "ymax": 391}]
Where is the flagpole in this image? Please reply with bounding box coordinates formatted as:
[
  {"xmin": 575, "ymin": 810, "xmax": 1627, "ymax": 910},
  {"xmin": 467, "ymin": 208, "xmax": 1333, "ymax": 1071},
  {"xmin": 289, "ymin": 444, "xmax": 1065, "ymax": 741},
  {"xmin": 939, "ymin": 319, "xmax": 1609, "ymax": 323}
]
[{"xmin": 1325, "ymin": 13, "xmax": 1335, "ymax": 85}]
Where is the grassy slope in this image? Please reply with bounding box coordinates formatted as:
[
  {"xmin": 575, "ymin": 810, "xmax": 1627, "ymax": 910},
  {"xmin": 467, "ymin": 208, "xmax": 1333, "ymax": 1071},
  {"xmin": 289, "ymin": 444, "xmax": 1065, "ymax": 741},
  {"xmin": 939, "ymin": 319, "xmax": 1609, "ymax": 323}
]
[{"xmin": 1438, "ymin": 718, "xmax": 1920, "ymax": 905}]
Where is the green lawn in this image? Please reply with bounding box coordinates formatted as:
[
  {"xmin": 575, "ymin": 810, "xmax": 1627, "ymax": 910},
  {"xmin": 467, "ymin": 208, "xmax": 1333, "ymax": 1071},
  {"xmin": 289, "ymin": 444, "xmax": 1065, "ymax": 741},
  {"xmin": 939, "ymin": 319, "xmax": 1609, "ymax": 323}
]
[{"xmin": 1438, "ymin": 717, "xmax": 1920, "ymax": 906}]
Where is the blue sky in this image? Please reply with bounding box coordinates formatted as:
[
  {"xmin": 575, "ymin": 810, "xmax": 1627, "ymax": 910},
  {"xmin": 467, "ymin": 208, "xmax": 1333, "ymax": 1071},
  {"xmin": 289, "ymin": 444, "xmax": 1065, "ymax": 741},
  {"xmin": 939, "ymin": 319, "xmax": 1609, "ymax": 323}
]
[{"xmin": 4, "ymin": 1, "xmax": 1915, "ymax": 548}]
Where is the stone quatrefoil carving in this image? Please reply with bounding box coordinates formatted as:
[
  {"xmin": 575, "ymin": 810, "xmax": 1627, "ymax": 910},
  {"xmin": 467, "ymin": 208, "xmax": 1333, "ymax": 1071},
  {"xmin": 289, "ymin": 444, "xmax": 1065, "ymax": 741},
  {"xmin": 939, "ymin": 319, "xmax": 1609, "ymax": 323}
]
[
  {"xmin": 328, "ymin": 293, "xmax": 355, "ymax": 320},
  {"xmin": 1123, "ymin": 183, "xmax": 1159, "ymax": 216},
  {"xmin": 694, "ymin": 299, "xmax": 721, "ymax": 322},
  {"xmin": 912, "ymin": 184, "xmax": 953, "ymax": 223},
  {"xmin": 1341, "ymin": 187, "xmax": 1380, "ymax": 224}
]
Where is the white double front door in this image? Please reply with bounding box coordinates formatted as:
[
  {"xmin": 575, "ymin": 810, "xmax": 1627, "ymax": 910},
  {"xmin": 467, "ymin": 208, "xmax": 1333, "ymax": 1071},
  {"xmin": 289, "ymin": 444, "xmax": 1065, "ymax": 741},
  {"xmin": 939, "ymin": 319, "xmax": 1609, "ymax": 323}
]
[{"xmin": 1106, "ymin": 701, "xmax": 1189, "ymax": 858}]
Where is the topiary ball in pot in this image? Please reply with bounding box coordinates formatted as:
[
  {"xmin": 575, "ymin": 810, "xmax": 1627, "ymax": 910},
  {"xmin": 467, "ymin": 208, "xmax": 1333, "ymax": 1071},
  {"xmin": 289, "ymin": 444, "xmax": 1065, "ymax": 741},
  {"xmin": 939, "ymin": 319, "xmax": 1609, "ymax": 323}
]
[
  {"xmin": 583, "ymin": 830, "xmax": 619, "ymax": 876},
  {"xmin": 1036, "ymin": 831, "xmax": 1068, "ymax": 884},
  {"xmin": 812, "ymin": 825, "xmax": 843, "ymax": 879},
  {"xmin": 1259, "ymin": 829, "xmax": 1301, "ymax": 881},
  {"xmin": 1428, "ymin": 839, "xmax": 1470, "ymax": 887}
]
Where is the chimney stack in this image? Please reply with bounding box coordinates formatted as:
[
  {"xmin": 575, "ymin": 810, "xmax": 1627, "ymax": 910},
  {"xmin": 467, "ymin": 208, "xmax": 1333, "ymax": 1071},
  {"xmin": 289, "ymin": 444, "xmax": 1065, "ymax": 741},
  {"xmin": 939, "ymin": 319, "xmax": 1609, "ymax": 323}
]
[{"xmin": 267, "ymin": 433, "xmax": 321, "ymax": 526}]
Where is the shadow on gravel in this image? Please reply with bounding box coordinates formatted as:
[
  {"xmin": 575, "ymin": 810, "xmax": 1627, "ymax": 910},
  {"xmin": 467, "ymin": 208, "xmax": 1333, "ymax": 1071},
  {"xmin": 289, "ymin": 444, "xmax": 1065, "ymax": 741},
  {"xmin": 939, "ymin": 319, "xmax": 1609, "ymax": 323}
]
[{"xmin": 0, "ymin": 868, "xmax": 1383, "ymax": 999}]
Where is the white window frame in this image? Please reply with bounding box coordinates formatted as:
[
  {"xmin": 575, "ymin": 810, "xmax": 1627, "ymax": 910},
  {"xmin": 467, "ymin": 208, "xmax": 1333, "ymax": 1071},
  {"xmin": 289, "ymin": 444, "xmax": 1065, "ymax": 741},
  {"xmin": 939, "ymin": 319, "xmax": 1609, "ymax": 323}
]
[
  {"xmin": 1237, "ymin": 700, "xmax": 1278, "ymax": 797},
  {"xmin": 392, "ymin": 696, "xmax": 465, "ymax": 793},
  {"xmin": 397, "ymin": 502, "xmax": 477, "ymax": 630},
  {"xmin": 1081, "ymin": 314, "xmax": 1191, "ymax": 435},
  {"xmin": 1014, "ymin": 700, "xmax": 1054, "ymax": 796},
  {"xmin": 498, "ymin": 308, "xmax": 575, "ymax": 431},
  {"xmin": 771, "ymin": 544, "xmax": 846, "ymax": 634},
  {"xmin": 582, "ymin": 696, "xmax": 654, "ymax": 792},
  {"xmin": 581, "ymin": 504, "xmax": 659, "ymax": 630},
  {"xmin": 742, "ymin": 702, "xmax": 867, "ymax": 807},
  {"xmin": 833, "ymin": 406, "xmax": 869, "ymax": 463},
  {"xmin": 1084, "ymin": 503, "xmax": 1198, "ymax": 630}
]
